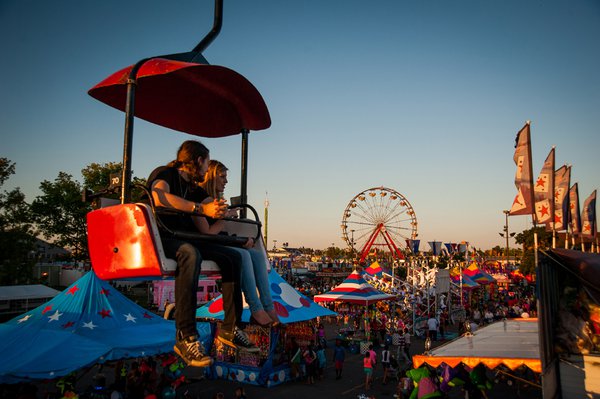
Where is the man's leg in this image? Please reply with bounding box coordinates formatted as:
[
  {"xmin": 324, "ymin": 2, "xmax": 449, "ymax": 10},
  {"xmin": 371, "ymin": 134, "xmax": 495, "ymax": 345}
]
[
  {"xmin": 162, "ymin": 239, "xmax": 212, "ymax": 367},
  {"xmin": 198, "ymin": 243, "xmax": 258, "ymax": 352}
]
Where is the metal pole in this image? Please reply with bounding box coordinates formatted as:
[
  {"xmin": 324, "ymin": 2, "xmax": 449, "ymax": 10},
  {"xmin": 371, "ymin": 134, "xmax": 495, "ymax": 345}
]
[
  {"xmin": 503, "ymin": 210, "xmax": 510, "ymax": 268},
  {"xmin": 240, "ymin": 129, "xmax": 249, "ymax": 218}
]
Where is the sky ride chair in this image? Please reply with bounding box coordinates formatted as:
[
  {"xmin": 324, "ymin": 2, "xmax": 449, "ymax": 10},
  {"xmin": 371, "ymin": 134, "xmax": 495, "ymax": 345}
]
[{"xmin": 85, "ymin": 0, "xmax": 272, "ymax": 281}]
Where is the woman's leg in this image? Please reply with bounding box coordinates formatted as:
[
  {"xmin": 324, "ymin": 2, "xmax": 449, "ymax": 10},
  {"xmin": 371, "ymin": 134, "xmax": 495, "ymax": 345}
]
[
  {"xmin": 248, "ymin": 248, "xmax": 274, "ymax": 311},
  {"xmin": 228, "ymin": 247, "xmax": 263, "ymax": 313}
]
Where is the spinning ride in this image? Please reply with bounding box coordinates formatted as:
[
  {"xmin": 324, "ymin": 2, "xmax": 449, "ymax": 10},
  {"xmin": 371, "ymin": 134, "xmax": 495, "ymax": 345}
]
[{"xmin": 341, "ymin": 186, "xmax": 418, "ymax": 263}]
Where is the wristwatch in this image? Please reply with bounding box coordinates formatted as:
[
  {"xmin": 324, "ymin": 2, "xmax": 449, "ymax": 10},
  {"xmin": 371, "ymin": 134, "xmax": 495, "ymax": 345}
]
[{"xmin": 192, "ymin": 202, "xmax": 200, "ymax": 214}]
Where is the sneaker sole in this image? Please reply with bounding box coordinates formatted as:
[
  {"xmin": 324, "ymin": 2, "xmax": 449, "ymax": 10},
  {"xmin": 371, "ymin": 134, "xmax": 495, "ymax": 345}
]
[
  {"xmin": 216, "ymin": 336, "xmax": 260, "ymax": 353},
  {"xmin": 174, "ymin": 345, "xmax": 214, "ymax": 368}
]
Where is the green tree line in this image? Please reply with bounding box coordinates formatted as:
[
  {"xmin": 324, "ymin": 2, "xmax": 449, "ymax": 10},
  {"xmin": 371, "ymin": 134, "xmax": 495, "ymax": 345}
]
[{"xmin": 0, "ymin": 158, "xmax": 144, "ymax": 285}]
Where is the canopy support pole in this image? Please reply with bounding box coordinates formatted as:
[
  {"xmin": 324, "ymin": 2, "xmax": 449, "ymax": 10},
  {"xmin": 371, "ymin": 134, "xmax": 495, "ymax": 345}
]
[{"xmin": 240, "ymin": 129, "xmax": 249, "ymax": 218}]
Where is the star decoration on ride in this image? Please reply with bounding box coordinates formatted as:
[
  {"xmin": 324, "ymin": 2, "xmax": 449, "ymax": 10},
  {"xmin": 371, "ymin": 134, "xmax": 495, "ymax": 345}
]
[
  {"xmin": 62, "ymin": 321, "xmax": 75, "ymax": 329},
  {"xmin": 48, "ymin": 310, "xmax": 63, "ymax": 322},
  {"xmin": 82, "ymin": 321, "xmax": 98, "ymax": 330},
  {"xmin": 67, "ymin": 285, "xmax": 79, "ymax": 295},
  {"xmin": 124, "ymin": 313, "xmax": 137, "ymax": 323}
]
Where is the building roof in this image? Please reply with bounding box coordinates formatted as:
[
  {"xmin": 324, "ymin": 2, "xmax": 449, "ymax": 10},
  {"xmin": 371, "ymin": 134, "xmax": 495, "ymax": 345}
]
[
  {"xmin": 412, "ymin": 318, "xmax": 541, "ymax": 373},
  {"xmin": 0, "ymin": 284, "xmax": 60, "ymax": 301}
]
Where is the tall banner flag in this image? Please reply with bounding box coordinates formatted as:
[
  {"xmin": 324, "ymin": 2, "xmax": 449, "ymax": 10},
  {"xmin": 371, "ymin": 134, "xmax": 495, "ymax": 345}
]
[
  {"xmin": 509, "ymin": 122, "xmax": 535, "ymax": 216},
  {"xmin": 569, "ymin": 183, "xmax": 581, "ymax": 236},
  {"xmin": 534, "ymin": 147, "xmax": 555, "ymax": 225},
  {"xmin": 553, "ymin": 165, "xmax": 571, "ymax": 231},
  {"xmin": 581, "ymin": 190, "xmax": 597, "ymax": 238},
  {"xmin": 428, "ymin": 241, "xmax": 443, "ymax": 256}
]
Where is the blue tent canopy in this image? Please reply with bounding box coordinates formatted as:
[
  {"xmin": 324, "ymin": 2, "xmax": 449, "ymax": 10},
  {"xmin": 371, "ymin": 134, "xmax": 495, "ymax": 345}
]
[
  {"xmin": 196, "ymin": 270, "xmax": 335, "ymax": 323},
  {"xmin": 0, "ymin": 271, "xmax": 178, "ymax": 384}
]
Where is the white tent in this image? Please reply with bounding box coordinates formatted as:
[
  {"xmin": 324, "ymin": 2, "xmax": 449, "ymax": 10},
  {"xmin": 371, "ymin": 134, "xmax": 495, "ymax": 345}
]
[{"xmin": 412, "ymin": 319, "xmax": 541, "ymax": 373}]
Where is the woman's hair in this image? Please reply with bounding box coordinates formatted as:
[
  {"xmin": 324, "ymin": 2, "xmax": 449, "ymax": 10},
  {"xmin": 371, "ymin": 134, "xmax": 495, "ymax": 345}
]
[
  {"xmin": 167, "ymin": 140, "xmax": 210, "ymax": 183},
  {"xmin": 201, "ymin": 159, "xmax": 228, "ymax": 198}
]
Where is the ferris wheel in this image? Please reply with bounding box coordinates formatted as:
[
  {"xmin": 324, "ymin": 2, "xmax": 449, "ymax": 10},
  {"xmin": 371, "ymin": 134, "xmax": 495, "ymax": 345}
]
[{"xmin": 341, "ymin": 186, "xmax": 418, "ymax": 263}]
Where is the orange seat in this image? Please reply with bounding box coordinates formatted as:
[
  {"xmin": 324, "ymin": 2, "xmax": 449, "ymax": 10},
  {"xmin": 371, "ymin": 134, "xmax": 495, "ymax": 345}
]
[{"xmin": 87, "ymin": 203, "xmax": 220, "ymax": 280}]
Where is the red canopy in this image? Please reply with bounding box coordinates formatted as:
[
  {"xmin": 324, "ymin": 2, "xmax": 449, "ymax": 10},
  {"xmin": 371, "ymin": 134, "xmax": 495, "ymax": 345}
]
[{"xmin": 88, "ymin": 58, "xmax": 271, "ymax": 137}]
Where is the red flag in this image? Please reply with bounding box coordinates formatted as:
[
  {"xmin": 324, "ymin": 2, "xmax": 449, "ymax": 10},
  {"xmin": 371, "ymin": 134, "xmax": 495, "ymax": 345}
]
[
  {"xmin": 569, "ymin": 183, "xmax": 581, "ymax": 235},
  {"xmin": 534, "ymin": 147, "xmax": 555, "ymax": 225},
  {"xmin": 553, "ymin": 165, "xmax": 570, "ymax": 231},
  {"xmin": 581, "ymin": 190, "xmax": 597, "ymax": 238},
  {"xmin": 509, "ymin": 122, "xmax": 535, "ymax": 216}
]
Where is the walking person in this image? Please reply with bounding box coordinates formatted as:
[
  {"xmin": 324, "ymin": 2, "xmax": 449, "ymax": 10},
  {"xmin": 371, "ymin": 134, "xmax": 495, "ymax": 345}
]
[
  {"xmin": 427, "ymin": 314, "xmax": 439, "ymax": 341},
  {"xmin": 403, "ymin": 327, "xmax": 411, "ymax": 360},
  {"xmin": 381, "ymin": 345, "xmax": 391, "ymax": 385},
  {"xmin": 303, "ymin": 342, "xmax": 317, "ymax": 384},
  {"xmin": 368, "ymin": 344, "xmax": 377, "ymax": 386},
  {"xmin": 396, "ymin": 329, "xmax": 410, "ymax": 364},
  {"xmin": 363, "ymin": 352, "xmax": 373, "ymax": 390},
  {"xmin": 333, "ymin": 339, "xmax": 346, "ymax": 380}
]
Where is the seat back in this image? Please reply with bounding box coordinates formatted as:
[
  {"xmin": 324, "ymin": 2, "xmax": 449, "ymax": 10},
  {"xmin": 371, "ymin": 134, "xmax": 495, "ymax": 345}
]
[
  {"xmin": 87, "ymin": 203, "xmax": 248, "ymax": 280},
  {"xmin": 87, "ymin": 203, "xmax": 176, "ymax": 279}
]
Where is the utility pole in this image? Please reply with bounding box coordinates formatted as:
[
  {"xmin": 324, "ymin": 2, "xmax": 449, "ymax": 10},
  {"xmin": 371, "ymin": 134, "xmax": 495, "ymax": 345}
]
[
  {"xmin": 500, "ymin": 210, "xmax": 515, "ymax": 269},
  {"xmin": 264, "ymin": 192, "xmax": 269, "ymax": 247}
]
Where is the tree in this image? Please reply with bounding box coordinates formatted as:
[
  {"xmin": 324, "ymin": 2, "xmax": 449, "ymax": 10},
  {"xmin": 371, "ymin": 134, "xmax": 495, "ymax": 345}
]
[
  {"xmin": 514, "ymin": 226, "xmax": 552, "ymax": 275},
  {"xmin": 31, "ymin": 162, "xmax": 147, "ymax": 261},
  {"xmin": 31, "ymin": 172, "xmax": 90, "ymax": 260},
  {"xmin": 81, "ymin": 162, "xmax": 147, "ymax": 202},
  {"xmin": 0, "ymin": 158, "xmax": 37, "ymax": 285}
]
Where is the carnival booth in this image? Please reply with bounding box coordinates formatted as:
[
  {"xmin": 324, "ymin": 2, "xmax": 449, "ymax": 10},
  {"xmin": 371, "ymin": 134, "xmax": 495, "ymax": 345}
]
[
  {"xmin": 313, "ymin": 270, "xmax": 395, "ymax": 353},
  {"xmin": 462, "ymin": 262, "xmax": 496, "ymax": 309},
  {"xmin": 411, "ymin": 318, "xmax": 542, "ymax": 398},
  {"xmin": 196, "ymin": 270, "xmax": 335, "ymax": 387}
]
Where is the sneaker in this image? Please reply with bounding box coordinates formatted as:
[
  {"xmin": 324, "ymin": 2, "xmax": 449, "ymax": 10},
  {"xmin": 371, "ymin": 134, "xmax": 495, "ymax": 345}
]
[
  {"xmin": 217, "ymin": 327, "xmax": 259, "ymax": 352},
  {"xmin": 174, "ymin": 333, "xmax": 213, "ymax": 367}
]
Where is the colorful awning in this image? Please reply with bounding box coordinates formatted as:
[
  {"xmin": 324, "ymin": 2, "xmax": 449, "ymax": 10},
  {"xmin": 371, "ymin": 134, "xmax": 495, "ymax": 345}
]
[
  {"xmin": 313, "ymin": 270, "xmax": 395, "ymax": 305},
  {"xmin": 196, "ymin": 270, "xmax": 335, "ymax": 324}
]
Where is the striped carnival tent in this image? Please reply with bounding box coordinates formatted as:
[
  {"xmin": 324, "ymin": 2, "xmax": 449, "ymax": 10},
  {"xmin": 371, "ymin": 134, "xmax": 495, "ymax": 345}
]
[
  {"xmin": 450, "ymin": 273, "xmax": 480, "ymax": 290},
  {"xmin": 363, "ymin": 261, "xmax": 383, "ymax": 277},
  {"xmin": 464, "ymin": 262, "xmax": 496, "ymax": 284},
  {"xmin": 313, "ymin": 270, "xmax": 395, "ymax": 305}
]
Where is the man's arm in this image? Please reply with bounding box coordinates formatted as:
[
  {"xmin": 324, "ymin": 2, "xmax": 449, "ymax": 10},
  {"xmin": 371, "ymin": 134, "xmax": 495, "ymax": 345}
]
[{"xmin": 151, "ymin": 179, "xmax": 226, "ymax": 218}]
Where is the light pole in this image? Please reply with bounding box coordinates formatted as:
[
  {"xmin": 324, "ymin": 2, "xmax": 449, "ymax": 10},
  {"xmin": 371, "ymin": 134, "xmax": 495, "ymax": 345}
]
[{"xmin": 499, "ymin": 210, "xmax": 516, "ymax": 269}]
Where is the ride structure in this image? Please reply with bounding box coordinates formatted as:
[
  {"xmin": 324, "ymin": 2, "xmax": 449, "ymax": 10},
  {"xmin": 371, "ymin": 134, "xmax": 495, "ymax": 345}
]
[
  {"xmin": 85, "ymin": 0, "xmax": 271, "ymax": 280},
  {"xmin": 341, "ymin": 186, "xmax": 418, "ymax": 264}
]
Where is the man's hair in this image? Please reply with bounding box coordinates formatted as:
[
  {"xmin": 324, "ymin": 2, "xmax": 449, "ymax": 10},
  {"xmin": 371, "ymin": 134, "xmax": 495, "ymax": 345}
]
[{"xmin": 167, "ymin": 140, "xmax": 210, "ymax": 184}]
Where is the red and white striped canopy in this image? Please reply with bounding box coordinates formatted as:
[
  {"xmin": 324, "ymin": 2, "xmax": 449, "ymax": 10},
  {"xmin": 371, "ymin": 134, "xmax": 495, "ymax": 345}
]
[{"xmin": 313, "ymin": 270, "xmax": 395, "ymax": 305}]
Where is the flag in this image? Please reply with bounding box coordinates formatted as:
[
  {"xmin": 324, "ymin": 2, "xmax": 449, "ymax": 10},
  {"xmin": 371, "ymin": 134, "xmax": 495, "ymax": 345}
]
[
  {"xmin": 569, "ymin": 183, "xmax": 581, "ymax": 236},
  {"xmin": 581, "ymin": 190, "xmax": 597, "ymax": 238},
  {"xmin": 428, "ymin": 241, "xmax": 443, "ymax": 256},
  {"xmin": 509, "ymin": 122, "xmax": 535, "ymax": 216},
  {"xmin": 553, "ymin": 165, "xmax": 571, "ymax": 231},
  {"xmin": 534, "ymin": 147, "xmax": 555, "ymax": 225},
  {"xmin": 444, "ymin": 243, "xmax": 458, "ymax": 254},
  {"xmin": 406, "ymin": 239, "xmax": 420, "ymax": 254},
  {"xmin": 458, "ymin": 242, "xmax": 468, "ymax": 254}
]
